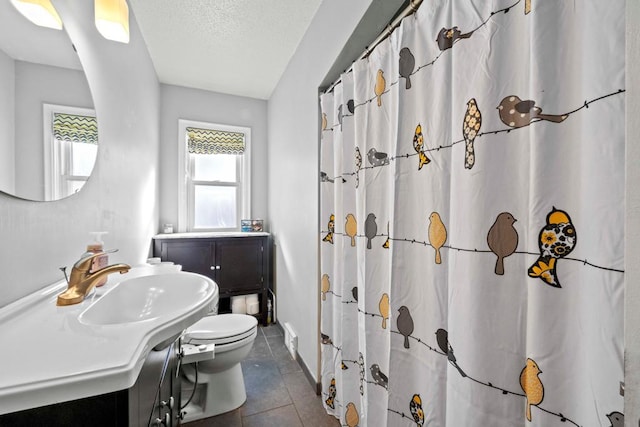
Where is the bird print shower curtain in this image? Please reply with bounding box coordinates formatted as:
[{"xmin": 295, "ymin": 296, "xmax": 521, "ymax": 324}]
[{"xmin": 319, "ymin": 1, "xmax": 625, "ymax": 426}]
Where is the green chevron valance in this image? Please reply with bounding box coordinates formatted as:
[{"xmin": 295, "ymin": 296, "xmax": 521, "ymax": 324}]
[
  {"xmin": 52, "ymin": 113, "xmax": 98, "ymax": 144},
  {"xmin": 186, "ymin": 127, "xmax": 245, "ymax": 155}
]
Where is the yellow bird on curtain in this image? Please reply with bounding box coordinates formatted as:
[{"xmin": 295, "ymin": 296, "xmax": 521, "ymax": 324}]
[
  {"xmin": 379, "ymin": 293, "xmax": 390, "ymax": 329},
  {"xmin": 520, "ymin": 358, "xmax": 544, "ymax": 422},
  {"xmin": 375, "ymin": 69, "xmax": 386, "ymax": 107},
  {"xmin": 345, "ymin": 214, "xmax": 358, "ymax": 247},
  {"xmin": 428, "ymin": 212, "xmax": 447, "ymax": 264},
  {"xmin": 345, "ymin": 402, "xmax": 359, "ymax": 427},
  {"xmin": 321, "ymin": 274, "xmax": 330, "ymax": 301}
]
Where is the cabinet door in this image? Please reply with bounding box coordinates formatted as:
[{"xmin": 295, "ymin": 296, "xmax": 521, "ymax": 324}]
[
  {"xmin": 158, "ymin": 240, "xmax": 214, "ymax": 279},
  {"xmin": 216, "ymin": 238, "xmax": 263, "ymax": 295}
]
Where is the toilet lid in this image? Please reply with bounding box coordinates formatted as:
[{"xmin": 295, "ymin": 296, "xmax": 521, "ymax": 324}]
[{"xmin": 186, "ymin": 313, "xmax": 258, "ymax": 344}]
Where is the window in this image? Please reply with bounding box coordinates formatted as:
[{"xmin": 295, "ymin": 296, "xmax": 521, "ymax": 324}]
[
  {"xmin": 43, "ymin": 104, "xmax": 98, "ymax": 200},
  {"xmin": 178, "ymin": 120, "xmax": 251, "ymax": 232}
]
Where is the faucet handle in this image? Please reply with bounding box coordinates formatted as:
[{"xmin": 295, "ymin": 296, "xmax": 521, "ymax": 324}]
[
  {"xmin": 59, "ymin": 266, "xmax": 69, "ymax": 284},
  {"xmin": 73, "ymin": 249, "xmax": 119, "ymax": 269}
]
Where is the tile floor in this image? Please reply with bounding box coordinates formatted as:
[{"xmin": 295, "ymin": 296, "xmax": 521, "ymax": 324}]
[{"xmin": 183, "ymin": 324, "xmax": 340, "ymax": 427}]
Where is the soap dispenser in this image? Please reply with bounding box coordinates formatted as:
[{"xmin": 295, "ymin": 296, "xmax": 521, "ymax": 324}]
[{"xmin": 84, "ymin": 231, "xmax": 109, "ymax": 287}]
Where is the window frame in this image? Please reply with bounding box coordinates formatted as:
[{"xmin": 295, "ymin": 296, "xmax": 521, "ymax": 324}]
[
  {"xmin": 43, "ymin": 103, "xmax": 97, "ymax": 201},
  {"xmin": 177, "ymin": 119, "xmax": 251, "ymax": 232}
]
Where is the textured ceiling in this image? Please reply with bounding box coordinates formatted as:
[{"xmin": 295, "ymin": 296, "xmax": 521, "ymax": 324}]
[{"xmin": 128, "ymin": 0, "xmax": 322, "ymax": 100}]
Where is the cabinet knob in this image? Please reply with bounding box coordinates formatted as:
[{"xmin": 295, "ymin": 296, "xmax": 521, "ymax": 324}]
[
  {"xmin": 161, "ymin": 396, "xmax": 175, "ymax": 410},
  {"xmin": 210, "ymin": 265, "xmax": 221, "ymax": 270},
  {"xmin": 153, "ymin": 413, "xmax": 170, "ymax": 426}
]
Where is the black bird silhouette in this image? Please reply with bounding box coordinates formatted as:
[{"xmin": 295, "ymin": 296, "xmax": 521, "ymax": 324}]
[
  {"xmin": 606, "ymin": 411, "xmax": 624, "ymax": 427},
  {"xmin": 436, "ymin": 26, "xmax": 473, "ymax": 51},
  {"xmin": 370, "ymin": 364, "xmax": 388, "ymax": 389},
  {"xmin": 337, "ymin": 104, "xmax": 344, "ymax": 130},
  {"xmin": 364, "ymin": 213, "xmax": 377, "ymax": 249},
  {"xmin": 352, "ymin": 286, "xmax": 358, "ymax": 302},
  {"xmin": 399, "ymin": 47, "xmax": 415, "ymax": 89},
  {"xmin": 435, "ymin": 328, "xmax": 467, "ymax": 377},
  {"xmin": 347, "ymin": 99, "xmax": 355, "ymax": 114},
  {"xmin": 397, "ymin": 306, "xmax": 414, "ymax": 349}
]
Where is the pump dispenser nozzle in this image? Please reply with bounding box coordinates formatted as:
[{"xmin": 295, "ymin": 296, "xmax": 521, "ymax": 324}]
[{"xmin": 86, "ymin": 231, "xmax": 109, "ymax": 286}]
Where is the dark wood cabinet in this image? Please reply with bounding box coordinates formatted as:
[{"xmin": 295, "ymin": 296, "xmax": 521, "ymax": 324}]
[
  {"xmin": 153, "ymin": 234, "xmax": 272, "ymax": 325},
  {"xmin": 0, "ymin": 341, "xmax": 182, "ymax": 427},
  {"xmin": 131, "ymin": 341, "xmax": 181, "ymax": 426}
]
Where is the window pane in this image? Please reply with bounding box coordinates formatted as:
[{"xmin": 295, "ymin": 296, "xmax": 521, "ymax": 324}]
[
  {"xmin": 194, "ymin": 185, "xmax": 237, "ymax": 229},
  {"xmin": 193, "ymin": 153, "xmax": 236, "ymax": 182},
  {"xmin": 71, "ymin": 142, "xmax": 97, "ymax": 176}
]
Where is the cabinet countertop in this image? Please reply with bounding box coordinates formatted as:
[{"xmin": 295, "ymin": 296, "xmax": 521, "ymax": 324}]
[{"xmin": 154, "ymin": 231, "xmax": 270, "ymax": 239}]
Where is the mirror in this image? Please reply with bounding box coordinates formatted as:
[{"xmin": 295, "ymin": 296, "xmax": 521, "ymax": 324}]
[{"xmin": 0, "ymin": 2, "xmax": 97, "ymax": 201}]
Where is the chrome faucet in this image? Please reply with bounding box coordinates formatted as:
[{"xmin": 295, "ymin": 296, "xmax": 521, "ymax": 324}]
[{"xmin": 56, "ymin": 250, "xmax": 130, "ymax": 306}]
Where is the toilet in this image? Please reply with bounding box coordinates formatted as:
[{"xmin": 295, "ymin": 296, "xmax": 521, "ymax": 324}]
[{"xmin": 180, "ymin": 313, "xmax": 258, "ymax": 421}]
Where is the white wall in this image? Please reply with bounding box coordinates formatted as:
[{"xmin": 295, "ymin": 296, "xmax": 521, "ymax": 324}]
[
  {"xmin": 158, "ymin": 84, "xmax": 268, "ymax": 231},
  {"xmin": 14, "ymin": 61, "xmax": 92, "ymax": 200},
  {"xmin": 0, "ymin": 49, "xmax": 14, "ymax": 194},
  {"xmin": 0, "ymin": 0, "xmax": 160, "ymax": 308},
  {"xmin": 625, "ymin": 2, "xmax": 639, "ymax": 425},
  {"xmin": 267, "ymin": 0, "xmax": 383, "ymax": 380}
]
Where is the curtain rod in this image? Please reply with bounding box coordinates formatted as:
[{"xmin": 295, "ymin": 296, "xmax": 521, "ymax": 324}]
[
  {"xmin": 360, "ymin": 0, "xmax": 423, "ymax": 61},
  {"xmin": 324, "ymin": 0, "xmax": 423, "ymax": 94}
]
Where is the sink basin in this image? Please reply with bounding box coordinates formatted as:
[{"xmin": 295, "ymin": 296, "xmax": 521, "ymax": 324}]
[{"xmin": 79, "ymin": 272, "xmax": 217, "ymax": 326}]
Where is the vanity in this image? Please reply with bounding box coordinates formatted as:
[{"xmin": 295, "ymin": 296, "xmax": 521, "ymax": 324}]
[
  {"xmin": 153, "ymin": 232, "xmax": 272, "ymax": 325},
  {"xmin": 0, "ymin": 266, "xmax": 218, "ymax": 426},
  {"xmin": 0, "ymin": 343, "xmax": 180, "ymax": 426}
]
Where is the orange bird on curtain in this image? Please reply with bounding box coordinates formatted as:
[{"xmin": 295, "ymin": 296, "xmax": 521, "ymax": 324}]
[
  {"xmin": 520, "ymin": 358, "xmax": 544, "ymax": 422},
  {"xmin": 428, "ymin": 212, "xmax": 447, "ymax": 264}
]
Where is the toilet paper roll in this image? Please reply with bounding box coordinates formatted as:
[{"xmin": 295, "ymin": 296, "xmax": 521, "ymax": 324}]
[
  {"xmin": 245, "ymin": 294, "xmax": 259, "ymax": 304},
  {"xmin": 247, "ymin": 301, "xmax": 259, "ymax": 315},
  {"xmin": 231, "ymin": 296, "xmax": 247, "ymax": 314}
]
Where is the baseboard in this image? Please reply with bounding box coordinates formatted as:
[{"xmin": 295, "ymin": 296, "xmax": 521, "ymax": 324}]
[{"xmin": 274, "ymin": 322, "xmax": 322, "ymax": 395}]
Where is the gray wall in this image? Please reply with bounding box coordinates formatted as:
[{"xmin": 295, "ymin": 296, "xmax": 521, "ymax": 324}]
[
  {"xmin": 158, "ymin": 84, "xmax": 268, "ymax": 231},
  {"xmin": 0, "ymin": 49, "xmax": 14, "ymax": 194},
  {"xmin": 0, "ymin": 0, "xmax": 160, "ymax": 308}
]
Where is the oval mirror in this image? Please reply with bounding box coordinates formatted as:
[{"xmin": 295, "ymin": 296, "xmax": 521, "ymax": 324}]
[{"xmin": 0, "ymin": 2, "xmax": 97, "ymax": 201}]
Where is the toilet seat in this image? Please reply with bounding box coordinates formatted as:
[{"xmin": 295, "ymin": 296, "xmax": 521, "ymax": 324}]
[{"xmin": 185, "ymin": 313, "xmax": 258, "ymax": 346}]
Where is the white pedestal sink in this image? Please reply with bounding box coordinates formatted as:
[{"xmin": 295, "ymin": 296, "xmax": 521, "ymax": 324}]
[
  {"xmin": 79, "ymin": 272, "xmax": 218, "ymax": 326},
  {"xmin": 0, "ymin": 267, "xmax": 218, "ymax": 415}
]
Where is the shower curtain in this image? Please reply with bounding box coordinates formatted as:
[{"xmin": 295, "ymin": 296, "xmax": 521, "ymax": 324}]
[{"xmin": 319, "ymin": 1, "xmax": 625, "ymax": 426}]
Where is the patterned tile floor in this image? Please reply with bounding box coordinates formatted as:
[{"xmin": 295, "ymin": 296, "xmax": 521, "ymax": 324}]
[{"xmin": 183, "ymin": 324, "xmax": 340, "ymax": 427}]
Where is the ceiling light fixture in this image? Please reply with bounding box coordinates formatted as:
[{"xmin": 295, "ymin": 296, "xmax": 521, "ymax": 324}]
[
  {"xmin": 10, "ymin": 0, "xmax": 63, "ymax": 30},
  {"xmin": 95, "ymin": 0, "xmax": 129, "ymax": 43}
]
